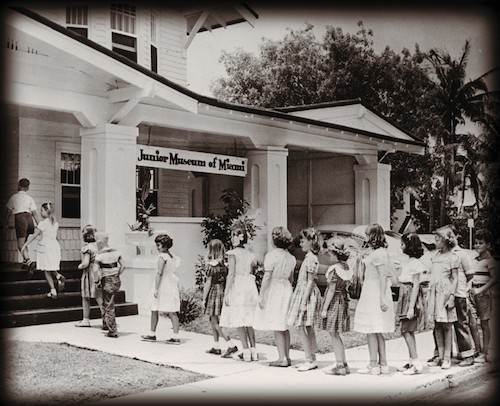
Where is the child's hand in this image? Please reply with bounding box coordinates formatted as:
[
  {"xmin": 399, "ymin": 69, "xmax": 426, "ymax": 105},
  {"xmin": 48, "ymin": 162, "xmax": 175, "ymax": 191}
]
[
  {"xmin": 224, "ymin": 297, "xmax": 230, "ymax": 306},
  {"xmin": 154, "ymin": 290, "xmax": 158, "ymax": 298},
  {"xmin": 77, "ymin": 263, "xmax": 84, "ymax": 270},
  {"xmin": 380, "ymin": 300, "xmax": 388, "ymax": 312},
  {"xmin": 445, "ymin": 296, "xmax": 455, "ymax": 310},
  {"xmin": 258, "ymin": 298, "xmax": 266, "ymax": 310},
  {"xmin": 406, "ymin": 308, "xmax": 415, "ymax": 319},
  {"xmin": 321, "ymin": 310, "xmax": 327, "ymax": 318}
]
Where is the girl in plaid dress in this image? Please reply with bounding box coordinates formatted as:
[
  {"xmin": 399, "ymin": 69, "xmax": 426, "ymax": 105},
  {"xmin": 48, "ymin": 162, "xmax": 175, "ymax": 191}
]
[
  {"xmin": 286, "ymin": 227, "xmax": 322, "ymax": 371},
  {"xmin": 319, "ymin": 237, "xmax": 353, "ymax": 375},
  {"xmin": 202, "ymin": 239, "xmax": 238, "ymax": 357}
]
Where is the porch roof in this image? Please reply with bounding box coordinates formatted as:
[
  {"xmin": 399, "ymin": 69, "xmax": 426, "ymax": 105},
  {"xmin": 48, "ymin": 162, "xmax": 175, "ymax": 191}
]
[{"xmin": 4, "ymin": 6, "xmax": 425, "ymax": 158}]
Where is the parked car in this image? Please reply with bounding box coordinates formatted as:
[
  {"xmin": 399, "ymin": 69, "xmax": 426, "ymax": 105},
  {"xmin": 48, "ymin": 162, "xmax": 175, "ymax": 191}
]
[{"xmin": 291, "ymin": 224, "xmax": 409, "ymax": 296}]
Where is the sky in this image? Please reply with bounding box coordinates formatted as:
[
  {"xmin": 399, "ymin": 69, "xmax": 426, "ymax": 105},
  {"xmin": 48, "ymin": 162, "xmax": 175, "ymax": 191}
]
[{"xmin": 187, "ymin": 2, "xmax": 499, "ymax": 97}]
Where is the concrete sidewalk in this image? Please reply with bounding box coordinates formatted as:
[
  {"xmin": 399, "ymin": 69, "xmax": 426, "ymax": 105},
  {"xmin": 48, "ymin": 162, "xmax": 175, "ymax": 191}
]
[{"xmin": 2, "ymin": 315, "xmax": 495, "ymax": 404}]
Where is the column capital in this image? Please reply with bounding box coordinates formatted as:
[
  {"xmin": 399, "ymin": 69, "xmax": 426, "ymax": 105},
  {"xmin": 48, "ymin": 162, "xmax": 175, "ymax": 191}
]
[
  {"xmin": 246, "ymin": 146, "xmax": 289, "ymax": 157},
  {"xmin": 80, "ymin": 123, "xmax": 138, "ymax": 139},
  {"xmin": 354, "ymin": 162, "xmax": 391, "ymax": 172}
]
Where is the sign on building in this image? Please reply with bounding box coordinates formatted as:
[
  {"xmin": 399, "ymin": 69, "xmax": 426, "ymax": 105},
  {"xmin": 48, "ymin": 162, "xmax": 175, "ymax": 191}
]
[{"xmin": 136, "ymin": 146, "xmax": 247, "ymax": 177}]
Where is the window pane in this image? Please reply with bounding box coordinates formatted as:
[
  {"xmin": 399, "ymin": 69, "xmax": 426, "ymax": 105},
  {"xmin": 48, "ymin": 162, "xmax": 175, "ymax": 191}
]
[{"xmin": 62, "ymin": 186, "xmax": 81, "ymax": 218}]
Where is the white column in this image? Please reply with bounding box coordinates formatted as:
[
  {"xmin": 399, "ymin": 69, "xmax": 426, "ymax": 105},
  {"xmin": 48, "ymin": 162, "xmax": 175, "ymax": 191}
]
[
  {"xmin": 80, "ymin": 124, "xmax": 138, "ymax": 255},
  {"xmin": 353, "ymin": 162, "xmax": 392, "ymax": 229},
  {"xmin": 244, "ymin": 147, "xmax": 288, "ymax": 259}
]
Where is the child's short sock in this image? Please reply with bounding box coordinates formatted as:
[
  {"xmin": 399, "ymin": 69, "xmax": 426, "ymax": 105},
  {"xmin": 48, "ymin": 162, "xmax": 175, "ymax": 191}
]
[
  {"xmin": 213, "ymin": 341, "xmax": 220, "ymax": 349},
  {"xmin": 226, "ymin": 339, "xmax": 235, "ymax": 347}
]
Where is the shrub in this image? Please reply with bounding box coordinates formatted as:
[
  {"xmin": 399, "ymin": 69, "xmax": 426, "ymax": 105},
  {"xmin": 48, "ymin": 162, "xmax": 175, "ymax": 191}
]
[{"xmin": 178, "ymin": 287, "xmax": 203, "ymax": 325}]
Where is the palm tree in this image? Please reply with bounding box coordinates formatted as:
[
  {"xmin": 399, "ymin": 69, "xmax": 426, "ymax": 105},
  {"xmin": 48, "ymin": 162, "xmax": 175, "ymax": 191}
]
[{"xmin": 426, "ymin": 40, "xmax": 494, "ymax": 225}]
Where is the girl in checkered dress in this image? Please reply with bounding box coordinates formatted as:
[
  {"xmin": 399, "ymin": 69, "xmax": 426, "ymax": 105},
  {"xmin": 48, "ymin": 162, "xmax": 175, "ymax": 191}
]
[
  {"xmin": 202, "ymin": 239, "xmax": 238, "ymax": 357},
  {"xmin": 318, "ymin": 237, "xmax": 353, "ymax": 375},
  {"xmin": 286, "ymin": 227, "xmax": 322, "ymax": 371}
]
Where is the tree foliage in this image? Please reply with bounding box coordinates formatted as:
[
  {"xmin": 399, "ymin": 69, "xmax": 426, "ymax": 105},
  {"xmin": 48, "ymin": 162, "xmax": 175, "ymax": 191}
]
[{"xmin": 210, "ymin": 22, "xmax": 499, "ymax": 248}]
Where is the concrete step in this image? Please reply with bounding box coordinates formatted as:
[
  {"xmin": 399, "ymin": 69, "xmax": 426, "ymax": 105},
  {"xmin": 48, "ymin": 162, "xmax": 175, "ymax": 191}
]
[
  {"xmin": 0, "ymin": 261, "xmax": 139, "ymax": 327},
  {"xmin": 0, "ymin": 278, "xmax": 81, "ymax": 296},
  {"xmin": 0, "ymin": 290, "xmax": 127, "ymax": 311},
  {"xmin": 0, "ymin": 302, "xmax": 139, "ymax": 328}
]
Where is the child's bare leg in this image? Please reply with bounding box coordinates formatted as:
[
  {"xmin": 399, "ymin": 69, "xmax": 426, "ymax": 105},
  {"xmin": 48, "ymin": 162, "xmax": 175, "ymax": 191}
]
[
  {"xmin": 168, "ymin": 312, "xmax": 179, "ymax": 334},
  {"xmin": 82, "ymin": 297, "xmax": 91, "ymax": 320},
  {"xmin": 367, "ymin": 333, "xmax": 378, "ymax": 366},
  {"xmin": 246, "ymin": 326, "xmax": 256, "ymax": 347},
  {"xmin": 434, "ymin": 324, "xmax": 444, "ymax": 359},
  {"xmin": 151, "ymin": 310, "xmax": 159, "ymax": 332},
  {"xmin": 209, "ymin": 315, "xmax": 220, "ymax": 342},
  {"xmin": 273, "ymin": 330, "xmax": 287, "ymax": 362},
  {"xmin": 284, "ymin": 330, "xmax": 291, "ymax": 362},
  {"xmin": 298, "ymin": 327, "xmax": 313, "ymax": 361},
  {"xmin": 331, "ymin": 332, "xmax": 346, "ymax": 364},
  {"xmin": 44, "ymin": 271, "xmax": 56, "ymax": 294},
  {"xmin": 307, "ymin": 326, "xmax": 317, "ymax": 361},
  {"xmin": 443, "ymin": 323, "xmax": 453, "ymax": 360},
  {"xmin": 377, "ymin": 333, "xmax": 387, "ymax": 366}
]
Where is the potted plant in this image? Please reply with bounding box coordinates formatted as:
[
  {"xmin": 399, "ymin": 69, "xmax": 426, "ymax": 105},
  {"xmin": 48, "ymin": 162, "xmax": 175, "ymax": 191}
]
[{"xmin": 125, "ymin": 168, "xmax": 155, "ymax": 258}]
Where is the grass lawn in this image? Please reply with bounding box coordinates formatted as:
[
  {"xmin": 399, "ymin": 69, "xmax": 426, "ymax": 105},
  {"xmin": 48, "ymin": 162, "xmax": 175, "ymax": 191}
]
[{"xmin": 2, "ymin": 341, "xmax": 212, "ymax": 406}]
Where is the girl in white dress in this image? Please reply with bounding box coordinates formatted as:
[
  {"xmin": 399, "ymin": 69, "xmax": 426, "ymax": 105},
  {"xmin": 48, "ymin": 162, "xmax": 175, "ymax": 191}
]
[
  {"xmin": 254, "ymin": 226, "xmax": 296, "ymax": 367},
  {"xmin": 219, "ymin": 224, "xmax": 259, "ymax": 362},
  {"xmin": 353, "ymin": 223, "xmax": 395, "ymax": 375},
  {"xmin": 141, "ymin": 234, "xmax": 182, "ymax": 345},
  {"xmin": 21, "ymin": 202, "xmax": 63, "ymax": 299}
]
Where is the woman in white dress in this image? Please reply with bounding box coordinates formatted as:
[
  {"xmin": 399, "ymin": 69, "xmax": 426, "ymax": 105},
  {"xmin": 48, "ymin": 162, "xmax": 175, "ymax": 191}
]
[
  {"xmin": 219, "ymin": 224, "xmax": 259, "ymax": 361},
  {"xmin": 254, "ymin": 226, "xmax": 296, "ymax": 367},
  {"xmin": 353, "ymin": 223, "xmax": 395, "ymax": 375}
]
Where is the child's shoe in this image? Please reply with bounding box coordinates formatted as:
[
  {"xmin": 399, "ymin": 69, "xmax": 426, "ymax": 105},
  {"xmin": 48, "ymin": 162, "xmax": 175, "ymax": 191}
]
[
  {"xmin": 297, "ymin": 361, "xmax": 318, "ymax": 371},
  {"xmin": 428, "ymin": 357, "xmax": 442, "ymax": 367},
  {"xmin": 441, "ymin": 359, "xmax": 451, "ymax": 369},
  {"xmin": 325, "ymin": 365, "xmax": 346, "ymax": 375},
  {"xmin": 107, "ymin": 332, "xmax": 118, "ymax": 338},
  {"xmin": 141, "ymin": 334, "xmax": 156, "ymax": 341},
  {"xmin": 474, "ymin": 353, "xmax": 487, "ymax": 363},
  {"xmin": 358, "ymin": 365, "xmax": 380, "ymax": 375},
  {"xmin": 379, "ymin": 365, "xmax": 390, "ymax": 374},
  {"xmin": 397, "ymin": 363, "xmax": 411, "ymax": 372},
  {"xmin": 166, "ymin": 338, "xmax": 181, "ymax": 345},
  {"xmin": 344, "ymin": 362, "xmax": 350, "ymax": 374},
  {"xmin": 221, "ymin": 346, "xmax": 238, "ymax": 358},
  {"xmin": 206, "ymin": 347, "xmax": 222, "ymax": 355},
  {"xmin": 56, "ymin": 274, "xmax": 66, "ymax": 291},
  {"xmin": 75, "ymin": 320, "xmax": 91, "ymax": 328},
  {"xmin": 403, "ymin": 365, "xmax": 422, "ymax": 375}
]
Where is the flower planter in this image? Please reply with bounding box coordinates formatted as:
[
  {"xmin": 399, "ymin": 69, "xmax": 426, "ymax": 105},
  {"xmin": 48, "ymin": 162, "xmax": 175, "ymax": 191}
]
[{"xmin": 124, "ymin": 231, "xmax": 155, "ymax": 261}]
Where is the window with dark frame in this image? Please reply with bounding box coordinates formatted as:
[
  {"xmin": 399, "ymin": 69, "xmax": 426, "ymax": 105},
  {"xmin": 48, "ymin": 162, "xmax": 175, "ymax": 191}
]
[
  {"xmin": 111, "ymin": 3, "xmax": 137, "ymax": 63},
  {"xmin": 66, "ymin": 5, "xmax": 89, "ymax": 38},
  {"xmin": 60, "ymin": 153, "xmax": 81, "ymax": 219},
  {"xmin": 136, "ymin": 167, "xmax": 158, "ymax": 216}
]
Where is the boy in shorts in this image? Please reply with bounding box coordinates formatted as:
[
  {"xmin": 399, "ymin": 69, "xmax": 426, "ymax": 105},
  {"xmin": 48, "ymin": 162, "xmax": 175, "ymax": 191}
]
[
  {"xmin": 4, "ymin": 178, "xmax": 38, "ymax": 275},
  {"xmin": 468, "ymin": 229, "xmax": 497, "ymax": 363}
]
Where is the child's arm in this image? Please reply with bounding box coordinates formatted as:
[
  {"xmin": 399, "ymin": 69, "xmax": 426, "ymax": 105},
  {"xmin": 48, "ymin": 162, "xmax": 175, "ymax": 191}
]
[
  {"xmin": 300, "ymin": 258, "xmax": 317, "ymax": 311},
  {"xmin": 475, "ymin": 260, "xmax": 497, "ymax": 294},
  {"xmin": 446, "ymin": 267, "xmax": 459, "ymax": 309},
  {"xmin": 202, "ymin": 275, "xmax": 212, "ymax": 305},
  {"xmin": 78, "ymin": 252, "xmax": 91, "ymax": 270},
  {"xmin": 321, "ymin": 271, "xmax": 336, "ymax": 318},
  {"xmin": 21, "ymin": 227, "xmax": 42, "ymax": 251},
  {"xmin": 406, "ymin": 271, "xmax": 421, "ymax": 319},
  {"xmin": 224, "ymin": 254, "xmax": 236, "ymax": 306},
  {"xmin": 258, "ymin": 269, "xmax": 272, "ymax": 309},
  {"xmin": 154, "ymin": 257, "xmax": 166, "ymax": 297},
  {"xmin": 376, "ymin": 257, "xmax": 389, "ymax": 312}
]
